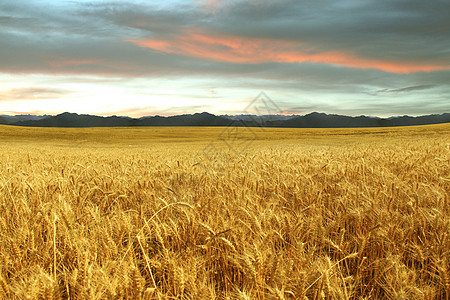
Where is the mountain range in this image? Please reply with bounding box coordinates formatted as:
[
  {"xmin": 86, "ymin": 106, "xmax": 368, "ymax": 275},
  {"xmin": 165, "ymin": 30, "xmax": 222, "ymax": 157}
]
[{"xmin": 0, "ymin": 112, "xmax": 449, "ymax": 128}]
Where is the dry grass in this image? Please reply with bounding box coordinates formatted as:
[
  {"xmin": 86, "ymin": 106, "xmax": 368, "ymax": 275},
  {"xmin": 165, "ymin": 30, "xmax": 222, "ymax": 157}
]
[{"xmin": 0, "ymin": 123, "xmax": 449, "ymax": 299}]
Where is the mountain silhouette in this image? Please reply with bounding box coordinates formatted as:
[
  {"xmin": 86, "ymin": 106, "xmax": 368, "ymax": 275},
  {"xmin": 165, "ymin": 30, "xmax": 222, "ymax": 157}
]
[{"xmin": 1, "ymin": 112, "xmax": 449, "ymax": 128}]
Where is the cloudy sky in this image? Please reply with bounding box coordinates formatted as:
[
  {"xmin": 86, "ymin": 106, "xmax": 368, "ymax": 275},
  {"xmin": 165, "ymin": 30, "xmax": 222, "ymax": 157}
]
[{"xmin": 0, "ymin": 0, "xmax": 449, "ymax": 117}]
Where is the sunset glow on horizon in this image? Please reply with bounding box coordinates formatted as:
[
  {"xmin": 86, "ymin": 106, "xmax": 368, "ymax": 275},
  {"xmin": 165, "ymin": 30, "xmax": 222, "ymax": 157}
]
[{"xmin": 1, "ymin": 0, "xmax": 449, "ymax": 117}]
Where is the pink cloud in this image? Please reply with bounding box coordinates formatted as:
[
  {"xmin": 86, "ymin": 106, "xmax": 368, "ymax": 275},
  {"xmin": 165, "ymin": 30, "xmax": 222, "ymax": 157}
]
[{"xmin": 129, "ymin": 30, "xmax": 450, "ymax": 74}]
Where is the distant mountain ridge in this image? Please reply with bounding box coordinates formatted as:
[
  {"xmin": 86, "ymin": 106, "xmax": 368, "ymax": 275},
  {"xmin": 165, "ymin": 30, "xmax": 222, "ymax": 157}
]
[{"xmin": 0, "ymin": 112, "xmax": 449, "ymax": 128}]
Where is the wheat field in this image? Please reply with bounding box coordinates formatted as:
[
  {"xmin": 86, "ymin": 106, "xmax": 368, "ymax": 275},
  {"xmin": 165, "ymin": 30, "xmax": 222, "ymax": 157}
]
[{"xmin": 0, "ymin": 123, "xmax": 449, "ymax": 299}]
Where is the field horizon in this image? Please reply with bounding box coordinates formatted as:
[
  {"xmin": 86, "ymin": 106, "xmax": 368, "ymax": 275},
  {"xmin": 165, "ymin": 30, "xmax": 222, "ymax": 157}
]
[{"xmin": 1, "ymin": 122, "xmax": 449, "ymax": 144}]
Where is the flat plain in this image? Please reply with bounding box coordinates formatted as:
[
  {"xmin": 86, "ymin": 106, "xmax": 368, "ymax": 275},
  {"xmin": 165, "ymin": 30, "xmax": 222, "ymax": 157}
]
[{"xmin": 0, "ymin": 123, "xmax": 449, "ymax": 299}]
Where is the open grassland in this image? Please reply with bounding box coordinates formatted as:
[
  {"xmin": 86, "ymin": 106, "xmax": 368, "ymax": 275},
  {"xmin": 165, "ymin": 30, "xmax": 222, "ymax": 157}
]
[{"xmin": 0, "ymin": 123, "xmax": 449, "ymax": 299}]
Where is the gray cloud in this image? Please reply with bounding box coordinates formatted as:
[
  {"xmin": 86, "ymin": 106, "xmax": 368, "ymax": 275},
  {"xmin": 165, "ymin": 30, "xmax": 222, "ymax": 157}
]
[
  {"xmin": 1, "ymin": 0, "xmax": 449, "ymax": 75},
  {"xmin": 0, "ymin": 0, "xmax": 449, "ymax": 116},
  {"xmin": 374, "ymin": 85, "xmax": 435, "ymax": 95},
  {"xmin": 0, "ymin": 0, "xmax": 450, "ymax": 75},
  {"xmin": 211, "ymin": 0, "xmax": 450, "ymax": 64}
]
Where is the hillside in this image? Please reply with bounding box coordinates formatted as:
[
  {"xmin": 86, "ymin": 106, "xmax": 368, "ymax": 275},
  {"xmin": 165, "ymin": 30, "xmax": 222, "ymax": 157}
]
[{"xmin": 1, "ymin": 112, "xmax": 449, "ymax": 128}]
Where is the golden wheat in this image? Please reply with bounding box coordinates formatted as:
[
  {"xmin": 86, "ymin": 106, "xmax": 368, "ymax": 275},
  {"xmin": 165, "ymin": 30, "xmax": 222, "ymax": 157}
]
[{"xmin": 0, "ymin": 123, "xmax": 448, "ymax": 299}]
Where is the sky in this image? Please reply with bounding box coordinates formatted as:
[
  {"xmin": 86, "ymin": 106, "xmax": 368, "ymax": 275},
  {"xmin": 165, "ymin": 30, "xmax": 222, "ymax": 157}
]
[{"xmin": 0, "ymin": 0, "xmax": 449, "ymax": 117}]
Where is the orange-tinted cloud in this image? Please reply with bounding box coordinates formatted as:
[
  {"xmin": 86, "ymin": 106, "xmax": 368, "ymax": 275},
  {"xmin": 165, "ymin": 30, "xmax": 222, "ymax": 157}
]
[
  {"xmin": 0, "ymin": 87, "xmax": 72, "ymax": 101},
  {"xmin": 0, "ymin": 110, "xmax": 52, "ymax": 115},
  {"xmin": 129, "ymin": 30, "xmax": 450, "ymax": 74}
]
